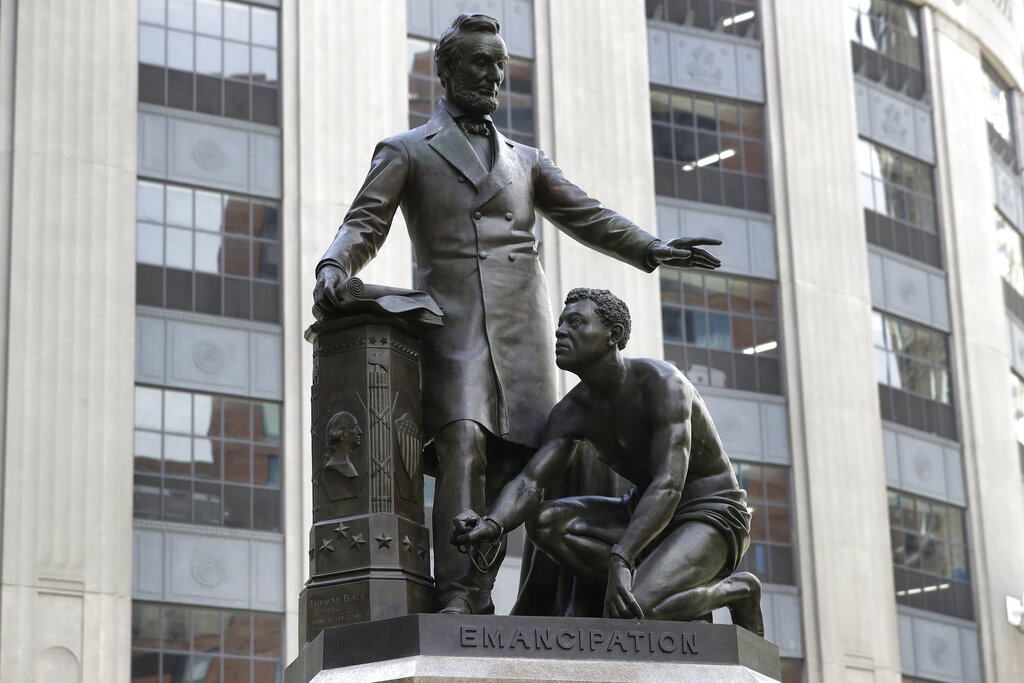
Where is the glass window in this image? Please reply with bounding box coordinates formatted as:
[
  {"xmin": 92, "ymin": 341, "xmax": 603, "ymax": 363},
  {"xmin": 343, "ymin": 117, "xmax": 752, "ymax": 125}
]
[
  {"xmin": 984, "ymin": 60, "xmax": 1017, "ymax": 167},
  {"xmin": 873, "ymin": 311, "xmax": 951, "ymax": 404},
  {"xmin": 662, "ymin": 271, "xmax": 781, "ymax": 394},
  {"xmin": 996, "ymin": 210, "xmax": 1024, "ymax": 296},
  {"xmin": 138, "ymin": 0, "xmax": 278, "ymax": 121},
  {"xmin": 859, "ymin": 139, "xmax": 943, "ymax": 266},
  {"xmin": 888, "ymin": 490, "xmax": 973, "ymax": 620},
  {"xmin": 134, "ymin": 181, "xmax": 281, "ymax": 323},
  {"xmin": 132, "ymin": 602, "xmax": 282, "ymax": 682},
  {"xmin": 734, "ymin": 462, "xmax": 795, "ymax": 585},
  {"xmin": 650, "ymin": 86, "xmax": 769, "ymax": 213},
  {"xmin": 133, "ymin": 386, "xmax": 282, "ymax": 531},
  {"xmin": 646, "ymin": 0, "xmax": 760, "ymax": 40},
  {"xmin": 847, "ymin": 0, "xmax": 927, "ymax": 101}
]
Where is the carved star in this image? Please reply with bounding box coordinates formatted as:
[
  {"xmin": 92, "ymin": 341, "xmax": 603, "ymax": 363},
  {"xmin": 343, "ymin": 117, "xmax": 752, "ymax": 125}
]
[
  {"xmin": 368, "ymin": 337, "xmax": 378, "ymax": 344},
  {"xmin": 402, "ymin": 535, "xmax": 413, "ymax": 553},
  {"xmin": 333, "ymin": 522, "xmax": 350, "ymax": 539},
  {"xmin": 318, "ymin": 538, "xmax": 335, "ymax": 553},
  {"xmin": 375, "ymin": 535, "xmax": 393, "ymax": 549},
  {"xmin": 308, "ymin": 545, "xmax": 315, "ymax": 559},
  {"xmin": 350, "ymin": 533, "xmax": 366, "ymax": 550},
  {"xmin": 416, "ymin": 544, "xmax": 428, "ymax": 559}
]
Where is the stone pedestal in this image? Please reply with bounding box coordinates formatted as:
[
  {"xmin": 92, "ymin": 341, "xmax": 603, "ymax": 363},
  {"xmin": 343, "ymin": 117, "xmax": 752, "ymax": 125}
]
[
  {"xmin": 285, "ymin": 615, "xmax": 781, "ymax": 682},
  {"xmin": 300, "ymin": 312, "xmax": 440, "ymax": 647}
]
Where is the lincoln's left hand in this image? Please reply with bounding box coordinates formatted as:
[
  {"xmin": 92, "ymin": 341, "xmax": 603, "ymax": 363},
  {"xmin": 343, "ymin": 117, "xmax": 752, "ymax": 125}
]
[{"xmin": 650, "ymin": 237, "xmax": 722, "ymax": 270}]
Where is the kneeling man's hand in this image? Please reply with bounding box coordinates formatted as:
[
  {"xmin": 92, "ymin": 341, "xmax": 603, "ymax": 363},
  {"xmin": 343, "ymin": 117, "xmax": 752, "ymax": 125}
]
[
  {"xmin": 450, "ymin": 509, "xmax": 501, "ymax": 547},
  {"xmin": 603, "ymin": 554, "xmax": 644, "ymax": 620}
]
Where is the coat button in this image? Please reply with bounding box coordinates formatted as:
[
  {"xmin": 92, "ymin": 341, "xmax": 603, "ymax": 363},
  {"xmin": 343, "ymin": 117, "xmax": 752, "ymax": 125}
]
[
  {"xmin": 479, "ymin": 250, "xmax": 488, "ymax": 259},
  {"xmin": 473, "ymin": 211, "xmax": 482, "ymax": 220},
  {"xmin": 505, "ymin": 212, "xmax": 514, "ymax": 221},
  {"xmin": 458, "ymin": 175, "xmax": 466, "ymax": 183},
  {"xmin": 508, "ymin": 252, "xmax": 517, "ymax": 262}
]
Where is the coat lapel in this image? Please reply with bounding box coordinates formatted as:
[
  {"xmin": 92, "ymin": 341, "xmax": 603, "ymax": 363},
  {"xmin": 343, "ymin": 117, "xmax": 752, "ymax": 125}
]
[
  {"xmin": 473, "ymin": 132, "xmax": 514, "ymax": 210},
  {"xmin": 426, "ymin": 113, "xmax": 488, "ymax": 190}
]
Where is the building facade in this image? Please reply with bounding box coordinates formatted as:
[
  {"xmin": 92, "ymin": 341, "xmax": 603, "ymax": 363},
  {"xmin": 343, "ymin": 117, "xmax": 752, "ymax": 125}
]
[{"xmin": 1, "ymin": 1, "xmax": 1023, "ymax": 681}]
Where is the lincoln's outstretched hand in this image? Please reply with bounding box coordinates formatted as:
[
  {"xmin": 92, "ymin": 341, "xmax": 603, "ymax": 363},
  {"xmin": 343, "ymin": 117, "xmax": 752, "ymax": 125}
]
[
  {"xmin": 313, "ymin": 264, "xmax": 348, "ymax": 314},
  {"xmin": 650, "ymin": 237, "xmax": 723, "ymax": 270}
]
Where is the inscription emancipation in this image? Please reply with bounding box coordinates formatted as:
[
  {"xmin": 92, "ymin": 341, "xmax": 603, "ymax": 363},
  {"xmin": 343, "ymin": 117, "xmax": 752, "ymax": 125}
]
[{"xmin": 459, "ymin": 625, "xmax": 699, "ymax": 655}]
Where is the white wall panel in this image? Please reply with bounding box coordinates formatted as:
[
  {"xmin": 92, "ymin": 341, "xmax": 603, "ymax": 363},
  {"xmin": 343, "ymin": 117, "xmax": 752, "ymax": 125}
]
[
  {"xmin": 648, "ymin": 26, "xmax": 765, "ymax": 103},
  {"xmin": 133, "ymin": 521, "xmax": 285, "ymax": 612},
  {"xmin": 701, "ymin": 388, "xmax": 789, "ymax": 464}
]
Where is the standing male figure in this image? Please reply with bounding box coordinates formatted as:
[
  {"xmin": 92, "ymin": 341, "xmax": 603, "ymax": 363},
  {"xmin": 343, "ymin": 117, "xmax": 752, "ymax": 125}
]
[
  {"xmin": 313, "ymin": 14, "xmax": 721, "ymax": 615},
  {"xmin": 453, "ymin": 288, "xmax": 763, "ymax": 635}
]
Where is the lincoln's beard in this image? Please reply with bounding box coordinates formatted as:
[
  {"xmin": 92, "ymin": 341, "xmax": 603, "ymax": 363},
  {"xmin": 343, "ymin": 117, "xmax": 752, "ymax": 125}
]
[{"xmin": 449, "ymin": 76, "xmax": 499, "ymax": 115}]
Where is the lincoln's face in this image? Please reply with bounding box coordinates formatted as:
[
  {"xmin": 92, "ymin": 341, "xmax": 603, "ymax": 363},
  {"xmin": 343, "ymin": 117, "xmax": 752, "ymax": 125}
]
[
  {"xmin": 554, "ymin": 299, "xmax": 614, "ymax": 373},
  {"xmin": 446, "ymin": 31, "xmax": 508, "ymax": 115}
]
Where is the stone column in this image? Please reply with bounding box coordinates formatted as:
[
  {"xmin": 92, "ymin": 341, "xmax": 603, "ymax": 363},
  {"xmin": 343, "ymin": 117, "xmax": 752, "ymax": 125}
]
[
  {"xmin": 929, "ymin": 13, "xmax": 1024, "ymax": 682},
  {"xmin": 298, "ymin": 311, "xmax": 436, "ymax": 647},
  {"xmin": 763, "ymin": 1, "xmax": 902, "ymax": 680},
  {"xmin": 0, "ymin": 1, "xmax": 137, "ymax": 681}
]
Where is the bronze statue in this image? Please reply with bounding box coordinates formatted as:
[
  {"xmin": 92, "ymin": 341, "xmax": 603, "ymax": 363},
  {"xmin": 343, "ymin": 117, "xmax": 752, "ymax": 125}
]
[
  {"xmin": 452, "ymin": 288, "xmax": 763, "ymax": 636},
  {"xmin": 312, "ymin": 14, "xmax": 721, "ymax": 615}
]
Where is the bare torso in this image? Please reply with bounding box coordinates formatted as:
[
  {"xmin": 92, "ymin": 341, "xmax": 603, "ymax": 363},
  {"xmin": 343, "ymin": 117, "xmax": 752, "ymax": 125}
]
[{"xmin": 556, "ymin": 358, "xmax": 738, "ymax": 502}]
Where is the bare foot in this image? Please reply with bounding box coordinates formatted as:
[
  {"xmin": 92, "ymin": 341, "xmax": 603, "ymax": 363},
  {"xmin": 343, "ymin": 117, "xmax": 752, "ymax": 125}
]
[{"xmin": 723, "ymin": 572, "xmax": 764, "ymax": 637}]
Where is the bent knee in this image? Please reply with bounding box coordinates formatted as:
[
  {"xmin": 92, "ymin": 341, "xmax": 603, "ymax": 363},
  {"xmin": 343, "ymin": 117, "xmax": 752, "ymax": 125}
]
[{"xmin": 526, "ymin": 501, "xmax": 569, "ymax": 549}]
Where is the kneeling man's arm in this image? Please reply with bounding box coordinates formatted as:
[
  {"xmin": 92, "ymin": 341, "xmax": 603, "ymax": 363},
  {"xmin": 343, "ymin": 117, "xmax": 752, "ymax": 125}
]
[
  {"xmin": 605, "ymin": 379, "xmax": 690, "ymax": 618},
  {"xmin": 451, "ymin": 432, "xmax": 579, "ymax": 547}
]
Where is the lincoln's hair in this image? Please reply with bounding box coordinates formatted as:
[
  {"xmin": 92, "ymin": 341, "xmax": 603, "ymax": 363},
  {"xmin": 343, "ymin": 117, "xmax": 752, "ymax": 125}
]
[
  {"xmin": 565, "ymin": 288, "xmax": 631, "ymax": 350},
  {"xmin": 434, "ymin": 13, "xmax": 501, "ymax": 88}
]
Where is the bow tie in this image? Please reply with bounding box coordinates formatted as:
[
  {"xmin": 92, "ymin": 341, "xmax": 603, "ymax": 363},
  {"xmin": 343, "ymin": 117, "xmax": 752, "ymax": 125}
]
[{"xmin": 457, "ymin": 117, "xmax": 491, "ymax": 137}]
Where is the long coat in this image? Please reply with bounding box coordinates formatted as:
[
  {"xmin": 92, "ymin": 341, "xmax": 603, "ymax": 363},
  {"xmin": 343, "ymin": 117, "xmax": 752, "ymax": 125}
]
[{"xmin": 320, "ymin": 100, "xmax": 658, "ymax": 448}]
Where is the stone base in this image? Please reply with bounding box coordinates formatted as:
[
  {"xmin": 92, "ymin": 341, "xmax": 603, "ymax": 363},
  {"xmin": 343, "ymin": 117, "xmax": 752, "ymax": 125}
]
[{"xmin": 285, "ymin": 614, "xmax": 781, "ymax": 683}]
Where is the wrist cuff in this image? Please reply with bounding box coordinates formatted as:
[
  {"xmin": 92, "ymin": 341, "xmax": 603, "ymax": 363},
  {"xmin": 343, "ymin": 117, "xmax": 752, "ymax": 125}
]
[
  {"xmin": 482, "ymin": 516, "xmax": 504, "ymax": 537},
  {"xmin": 643, "ymin": 240, "xmax": 662, "ymax": 271},
  {"xmin": 610, "ymin": 544, "xmax": 635, "ymax": 570}
]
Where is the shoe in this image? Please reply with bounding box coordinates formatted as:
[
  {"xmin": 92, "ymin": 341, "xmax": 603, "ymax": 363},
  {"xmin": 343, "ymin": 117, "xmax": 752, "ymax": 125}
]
[{"xmin": 438, "ymin": 596, "xmax": 472, "ymax": 614}]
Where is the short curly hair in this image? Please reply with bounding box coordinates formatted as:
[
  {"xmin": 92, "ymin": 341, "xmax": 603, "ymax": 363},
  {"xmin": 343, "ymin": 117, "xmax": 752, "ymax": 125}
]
[
  {"xmin": 434, "ymin": 14, "xmax": 501, "ymax": 89},
  {"xmin": 564, "ymin": 288, "xmax": 631, "ymax": 350}
]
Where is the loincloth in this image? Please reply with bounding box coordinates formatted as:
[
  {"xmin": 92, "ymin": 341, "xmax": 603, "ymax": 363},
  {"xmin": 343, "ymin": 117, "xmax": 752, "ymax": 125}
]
[{"xmin": 623, "ymin": 487, "xmax": 752, "ymax": 576}]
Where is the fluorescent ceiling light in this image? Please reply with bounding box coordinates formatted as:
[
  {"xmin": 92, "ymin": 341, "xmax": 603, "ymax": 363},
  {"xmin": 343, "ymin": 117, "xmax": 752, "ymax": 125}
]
[
  {"xmin": 895, "ymin": 583, "xmax": 950, "ymax": 597},
  {"xmin": 681, "ymin": 148, "xmax": 735, "ymax": 172},
  {"xmin": 722, "ymin": 11, "xmax": 755, "ymax": 27},
  {"xmin": 742, "ymin": 340, "xmax": 777, "ymax": 355}
]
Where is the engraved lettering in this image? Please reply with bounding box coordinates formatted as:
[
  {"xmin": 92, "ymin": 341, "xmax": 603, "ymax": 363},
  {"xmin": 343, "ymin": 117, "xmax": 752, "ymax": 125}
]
[
  {"xmin": 509, "ymin": 628, "xmax": 530, "ymax": 649},
  {"xmin": 535, "ymin": 628, "xmax": 553, "ymax": 649},
  {"xmin": 607, "ymin": 631, "xmax": 627, "ymax": 652},
  {"xmin": 556, "ymin": 629, "xmax": 576, "ymax": 650},
  {"xmin": 460, "ymin": 626, "xmax": 479, "ymax": 647},
  {"xmin": 658, "ymin": 632, "xmax": 678, "ymax": 653},
  {"xmin": 483, "ymin": 627, "xmax": 503, "ymax": 648},
  {"xmin": 588, "ymin": 629, "xmax": 605, "ymax": 651},
  {"xmin": 682, "ymin": 632, "xmax": 698, "ymax": 654}
]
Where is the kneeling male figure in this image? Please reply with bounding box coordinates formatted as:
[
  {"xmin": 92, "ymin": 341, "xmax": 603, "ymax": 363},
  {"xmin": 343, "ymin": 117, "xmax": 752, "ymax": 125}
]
[{"xmin": 452, "ymin": 288, "xmax": 763, "ymax": 635}]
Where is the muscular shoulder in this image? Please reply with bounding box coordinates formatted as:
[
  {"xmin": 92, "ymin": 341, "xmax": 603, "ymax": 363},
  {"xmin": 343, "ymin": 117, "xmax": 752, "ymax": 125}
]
[{"xmin": 628, "ymin": 358, "xmax": 695, "ymax": 413}]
